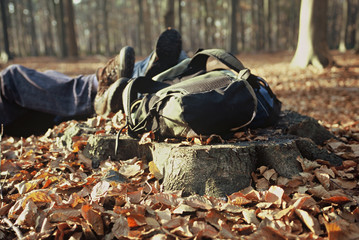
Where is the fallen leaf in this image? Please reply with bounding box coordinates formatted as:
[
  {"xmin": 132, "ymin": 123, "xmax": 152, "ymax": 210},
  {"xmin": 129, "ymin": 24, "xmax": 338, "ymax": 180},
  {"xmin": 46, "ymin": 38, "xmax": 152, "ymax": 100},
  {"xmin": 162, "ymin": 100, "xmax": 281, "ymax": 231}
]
[
  {"xmin": 322, "ymin": 196, "xmax": 351, "ymax": 204},
  {"xmin": 242, "ymin": 209, "xmax": 260, "ymax": 225},
  {"xmin": 112, "ymin": 215, "xmax": 129, "ymax": 238},
  {"xmin": 295, "ymin": 209, "xmax": 322, "ymax": 235},
  {"xmin": 148, "ymin": 161, "xmax": 163, "ymax": 180},
  {"xmin": 331, "ymin": 178, "xmax": 357, "ymax": 190},
  {"xmin": 23, "ymin": 190, "xmax": 52, "ymax": 208},
  {"xmin": 119, "ymin": 164, "xmax": 142, "ymax": 178},
  {"xmin": 81, "ymin": 205, "xmax": 104, "ymax": 236},
  {"xmin": 49, "ymin": 209, "xmax": 81, "ymax": 222},
  {"xmin": 127, "ymin": 214, "xmax": 147, "ymax": 228},
  {"xmin": 308, "ymin": 184, "xmax": 330, "ymax": 199},
  {"xmin": 15, "ymin": 199, "xmax": 37, "ymax": 227},
  {"xmin": 263, "ymin": 169, "xmax": 276, "ymax": 181},
  {"xmin": 265, "ymin": 186, "xmax": 284, "ymax": 205},
  {"xmin": 90, "ymin": 181, "xmax": 110, "ymax": 202},
  {"xmin": 173, "ymin": 203, "xmax": 196, "ymax": 214},
  {"xmin": 314, "ymin": 169, "xmax": 330, "ymax": 189}
]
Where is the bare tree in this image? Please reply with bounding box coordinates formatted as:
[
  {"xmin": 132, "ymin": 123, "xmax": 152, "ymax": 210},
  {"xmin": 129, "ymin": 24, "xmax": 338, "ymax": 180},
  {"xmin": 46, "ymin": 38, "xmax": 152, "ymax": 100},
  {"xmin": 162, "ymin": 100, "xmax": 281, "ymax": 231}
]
[
  {"xmin": 27, "ymin": 0, "xmax": 38, "ymax": 56},
  {"xmin": 339, "ymin": 0, "xmax": 348, "ymax": 52},
  {"xmin": 0, "ymin": 0, "xmax": 11, "ymax": 59},
  {"xmin": 291, "ymin": 0, "xmax": 333, "ymax": 68},
  {"xmin": 164, "ymin": 0, "xmax": 174, "ymax": 28},
  {"xmin": 63, "ymin": 0, "xmax": 78, "ymax": 57},
  {"xmin": 229, "ymin": 0, "xmax": 238, "ymax": 54}
]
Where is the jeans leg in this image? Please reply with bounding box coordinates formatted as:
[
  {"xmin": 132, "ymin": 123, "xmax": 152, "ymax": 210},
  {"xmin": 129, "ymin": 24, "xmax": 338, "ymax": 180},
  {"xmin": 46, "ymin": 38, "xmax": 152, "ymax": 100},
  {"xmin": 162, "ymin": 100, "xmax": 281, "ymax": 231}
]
[{"xmin": 0, "ymin": 64, "xmax": 96, "ymax": 126}]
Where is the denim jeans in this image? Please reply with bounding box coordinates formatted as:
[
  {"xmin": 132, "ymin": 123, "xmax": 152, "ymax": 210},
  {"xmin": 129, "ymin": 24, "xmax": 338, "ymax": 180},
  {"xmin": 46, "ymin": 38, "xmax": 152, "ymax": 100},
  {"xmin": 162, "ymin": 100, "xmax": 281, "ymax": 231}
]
[{"xmin": 0, "ymin": 64, "xmax": 96, "ymax": 127}]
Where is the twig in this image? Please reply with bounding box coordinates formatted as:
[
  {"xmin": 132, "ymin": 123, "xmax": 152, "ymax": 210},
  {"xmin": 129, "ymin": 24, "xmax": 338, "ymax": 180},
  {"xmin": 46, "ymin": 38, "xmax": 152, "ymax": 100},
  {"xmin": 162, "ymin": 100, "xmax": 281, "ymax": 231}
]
[
  {"xmin": 2, "ymin": 217, "xmax": 24, "ymax": 239},
  {"xmin": 330, "ymin": 178, "xmax": 359, "ymax": 206}
]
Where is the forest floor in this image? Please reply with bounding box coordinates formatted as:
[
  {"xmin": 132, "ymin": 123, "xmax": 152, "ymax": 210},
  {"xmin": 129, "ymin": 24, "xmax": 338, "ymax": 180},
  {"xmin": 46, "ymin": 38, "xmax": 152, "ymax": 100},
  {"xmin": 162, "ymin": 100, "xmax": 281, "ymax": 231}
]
[{"xmin": 0, "ymin": 51, "xmax": 358, "ymax": 239}]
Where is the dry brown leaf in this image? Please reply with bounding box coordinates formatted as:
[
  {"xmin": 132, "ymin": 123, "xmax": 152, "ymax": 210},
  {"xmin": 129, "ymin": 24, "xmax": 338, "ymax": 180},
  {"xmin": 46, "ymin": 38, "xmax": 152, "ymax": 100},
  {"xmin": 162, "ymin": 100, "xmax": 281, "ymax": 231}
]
[
  {"xmin": 295, "ymin": 209, "xmax": 322, "ymax": 235},
  {"xmin": 145, "ymin": 217, "xmax": 160, "ymax": 228},
  {"xmin": 15, "ymin": 179, "xmax": 41, "ymax": 194},
  {"xmin": 231, "ymin": 196, "xmax": 252, "ymax": 206},
  {"xmin": 185, "ymin": 195, "xmax": 213, "ymax": 210},
  {"xmin": 256, "ymin": 178, "xmax": 269, "ymax": 190},
  {"xmin": 49, "ymin": 209, "xmax": 81, "ymax": 222},
  {"xmin": 127, "ymin": 214, "xmax": 147, "ymax": 228},
  {"xmin": 90, "ymin": 181, "xmax": 110, "ymax": 202},
  {"xmin": 81, "ymin": 204, "xmax": 104, "ymax": 236},
  {"xmin": 265, "ymin": 186, "xmax": 284, "ymax": 205},
  {"xmin": 274, "ymin": 205, "xmax": 295, "ymax": 220},
  {"xmin": 173, "ymin": 203, "xmax": 196, "ymax": 214},
  {"xmin": 112, "ymin": 214, "xmax": 129, "ymax": 238},
  {"xmin": 331, "ymin": 178, "xmax": 357, "ymax": 190},
  {"xmin": 119, "ymin": 164, "xmax": 142, "ymax": 178},
  {"xmin": 23, "ymin": 190, "xmax": 52, "ymax": 208},
  {"xmin": 191, "ymin": 220, "xmax": 218, "ymax": 237},
  {"xmin": 297, "ymin": 156, "xmax": 321, "ymax": 172},
  {"xmin": 322, "ymin": 196, "xmax": 351, "ymax": 204},
  {"xmin": 156, "ymin": 209, "xmax": 172, "ymax": 224},
  {"xmin": 127, "ymin": 188, "xmax": 143, "ymax": 204},
  {"xmin": 308, "ymin": 184, "xmax": 331, "ymax": 199},
  {"xmin": 218, "ymin": 219, "xmax": 236, "ymax": 239},
  {"xmin": 263, "ymin": 169, "xmax": 276, "ymax": 181},
  {"xmin": 325, "ymin": 221, "xmax": 346, "ymax": 240},
  {"xmin": 250, "ymin": 226, "xmax": 287, "ymax": 240},
  {"xmin": 342, "ymin": 160, "xmax": 357, "ymax": 168},
  {"xmin": 232, "ymin": 224, "xmax": 253, "ymax": 235},
  {"xmin": 242, "ymin": 209, "xmax": 260, "ymax": 225},
  {"xmin": 14, "ymin": 199, "xmax": 37, "ymax": 227},
  {"xmin": 314, "ymin": 169, "xmax": 330, "ymax": 189}
]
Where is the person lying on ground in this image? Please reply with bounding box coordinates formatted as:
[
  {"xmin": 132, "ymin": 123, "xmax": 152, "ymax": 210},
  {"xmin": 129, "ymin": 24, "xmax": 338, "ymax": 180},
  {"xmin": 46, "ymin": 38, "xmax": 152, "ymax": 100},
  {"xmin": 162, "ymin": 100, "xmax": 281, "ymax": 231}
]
[{"xmin": 0, "ymin": 28, "xmax": 187, "ymax": 136}]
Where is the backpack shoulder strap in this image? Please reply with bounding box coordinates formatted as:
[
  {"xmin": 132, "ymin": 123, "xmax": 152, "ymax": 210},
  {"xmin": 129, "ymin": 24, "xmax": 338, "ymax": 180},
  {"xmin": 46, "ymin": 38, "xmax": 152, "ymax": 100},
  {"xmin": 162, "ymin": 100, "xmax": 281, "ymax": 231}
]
[
  {"xmin": 122, "ymin": 77, "xmax": 169, "ymax": 126},
  {"xmin": 189, "ymin": 49, "xmax": 246, "ymax": 73}
]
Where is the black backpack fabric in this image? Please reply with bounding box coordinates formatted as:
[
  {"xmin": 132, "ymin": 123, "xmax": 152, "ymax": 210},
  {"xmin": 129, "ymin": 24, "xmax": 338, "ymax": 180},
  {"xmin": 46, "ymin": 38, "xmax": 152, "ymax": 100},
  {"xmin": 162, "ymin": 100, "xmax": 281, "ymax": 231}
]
[{"xmin": 121, "ymin": 49, "xmax": 281, "ymax": 139}]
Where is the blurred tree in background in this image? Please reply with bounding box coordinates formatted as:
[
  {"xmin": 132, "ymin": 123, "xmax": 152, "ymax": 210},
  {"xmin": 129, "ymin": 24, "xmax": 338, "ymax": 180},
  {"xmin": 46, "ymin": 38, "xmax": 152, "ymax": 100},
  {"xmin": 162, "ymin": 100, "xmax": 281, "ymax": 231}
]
[{"xmin": 0, "ymin": 0, "xmax": 358, "ymax": 67}]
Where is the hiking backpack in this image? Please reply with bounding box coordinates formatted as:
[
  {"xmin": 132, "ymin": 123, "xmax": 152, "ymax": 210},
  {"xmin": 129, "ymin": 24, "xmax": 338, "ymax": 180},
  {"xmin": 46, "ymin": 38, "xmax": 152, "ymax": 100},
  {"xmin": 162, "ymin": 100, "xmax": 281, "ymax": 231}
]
[{"xmin": 122, "ymin": 49, "xmax": 281, "ymax": 139}]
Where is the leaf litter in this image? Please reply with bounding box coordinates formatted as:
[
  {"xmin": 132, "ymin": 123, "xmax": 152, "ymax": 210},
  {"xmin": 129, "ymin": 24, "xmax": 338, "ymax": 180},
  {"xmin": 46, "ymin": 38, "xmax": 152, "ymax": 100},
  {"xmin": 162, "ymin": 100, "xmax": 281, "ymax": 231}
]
[{"xmin": 0, "ymin": 51, "xmax": 358, "ymax": 239}]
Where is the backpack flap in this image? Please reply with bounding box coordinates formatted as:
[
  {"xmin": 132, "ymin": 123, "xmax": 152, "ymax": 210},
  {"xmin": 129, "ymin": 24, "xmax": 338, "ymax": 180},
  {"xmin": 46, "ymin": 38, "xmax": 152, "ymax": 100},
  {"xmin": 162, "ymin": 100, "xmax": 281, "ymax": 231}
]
[{"xmin": 148, "ymin": 70, "xmax": 257, "ymax": 138}]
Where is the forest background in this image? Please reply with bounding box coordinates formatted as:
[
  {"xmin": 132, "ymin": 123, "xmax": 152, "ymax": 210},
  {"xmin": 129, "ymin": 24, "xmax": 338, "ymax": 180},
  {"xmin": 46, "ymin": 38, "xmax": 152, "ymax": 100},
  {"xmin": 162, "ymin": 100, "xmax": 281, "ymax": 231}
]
[{"xmin": 1, "ymin": 0, "xmax": 359, "ymax": 60}]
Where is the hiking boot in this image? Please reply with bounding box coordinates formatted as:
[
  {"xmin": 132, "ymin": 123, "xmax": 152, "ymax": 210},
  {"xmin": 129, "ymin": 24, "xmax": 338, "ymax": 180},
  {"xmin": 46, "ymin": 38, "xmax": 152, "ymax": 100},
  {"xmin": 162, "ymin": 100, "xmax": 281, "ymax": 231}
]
[
  {"xmin": 95, "ymin": 46, "xmax": 135, "ymax": 116},
  {"xmin": 145, "ymin": 28, "xmax": 182, "ymax": 78}
]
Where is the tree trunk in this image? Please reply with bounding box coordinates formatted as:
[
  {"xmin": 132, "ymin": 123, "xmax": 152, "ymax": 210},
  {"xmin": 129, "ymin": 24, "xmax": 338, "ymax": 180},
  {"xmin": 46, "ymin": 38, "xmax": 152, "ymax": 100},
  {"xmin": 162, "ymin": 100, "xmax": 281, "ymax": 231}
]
[
  {"xmin": 239, "ymin": 0, "xmax": 245, "ymax": 51},
  {"xmin": 250, "ymin": 0, "xmax": 257, "ymax": 51},
  {"xmin": 177, "ymin": 0, "xmax": 182, "ymax": 34},
  {"xmin": 263, "ymin": 0, "xmax": 271, "ymax": 51},
  {"xmin": 201, "ymin": 0, "xmax": 209, "ymax": 49},
  {"xmin": 137, "ymin": 0, "xmax": 144, "ymax": 56},
  {"xmin": 44, "ymin": 0, "xmax": 55, "ymax": 56},
  {"xmin": 339, "ymin": 0, "xmax": 348, "ymax": 52},
  {"xmin": 291, "ymin": 0, "xmax": 333, "ymax": 68},
  {"xmin": 53, "ymin": 0, "xmax": 67, "ymax": 58},
  {"xmin": 356, "ymin": 2, "xmax": 359, "ymax": 54},
  {"xmin": 164, "ymin": 0, "xmax": 175, "ymax": 28},
  {"xmin": 0, "ymin": 0, "xmax": 11, "ymax": 59},
  {"xmin": 63, "ymin": 0, "xmax": 78, "ymax": 57},
  {"xmin": 229, "ymin": 0, "xmax": 238, "ymax": 54},
  {"xmin": 27, "ymin": 0, "xmax": 38, "ymax": 56},
  {"xmin": 102, "ymin": 0, "xmax": 110, "ymax": 56}
]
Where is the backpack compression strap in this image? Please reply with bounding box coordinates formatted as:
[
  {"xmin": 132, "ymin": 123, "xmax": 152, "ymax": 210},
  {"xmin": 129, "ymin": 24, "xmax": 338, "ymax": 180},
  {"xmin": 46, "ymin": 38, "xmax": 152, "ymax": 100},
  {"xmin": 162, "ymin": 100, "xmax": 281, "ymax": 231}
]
[{"xmin": 189, "ymin": 49, "xmax": 246, "ymax": 73}]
